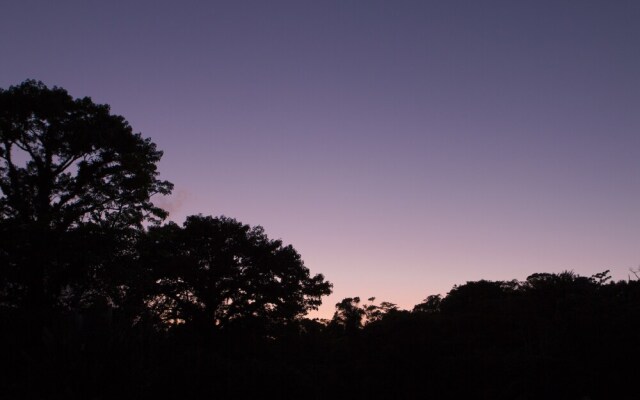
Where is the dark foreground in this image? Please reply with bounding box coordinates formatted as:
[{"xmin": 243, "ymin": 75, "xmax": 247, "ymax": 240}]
[{"xmin": 2, "ymin": 271, "xmax": 639, "ymax": 400}]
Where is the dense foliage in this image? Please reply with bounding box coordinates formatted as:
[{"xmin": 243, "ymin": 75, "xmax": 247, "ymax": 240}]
[
  {"xmin": 3, "ymin": 269, "xmax": 639, "ymax": 399},
  {"xmin": 0, "ymin": 80, "xmax": 172, "ymax": 312},
  {"xmin": 140, "ymin": 215, "xmax": 332, "ymax": 331},
  {"xmin": 0, "ymin": 80, "xmax": 172, "ymax": 230}
]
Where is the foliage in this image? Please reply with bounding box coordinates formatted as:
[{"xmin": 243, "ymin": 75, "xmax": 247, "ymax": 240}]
[
  {"xmin": 0, "ymin": 80, "xmax": 173, "ymax": 311},
  {"xmin": 330, "ymin": 296, "xmax": 399, "ymax": 332},
  {"xmin": 0, "ymin": 80, "xmax": 172, "ymax": 230},
  {"xmin": 330, "ymin": 296, "xmax": 365, "ymax": 332},
  {"xmin": 140, "ymin": 215, "xmax": 332, "ymax": 330},
  {"xmin": 4, "ymin": 269, "xmax": 638, "ymax": 399},
  {"xmin": 412, "ymin": 294, "xmax": 442, "ymax": 313}
]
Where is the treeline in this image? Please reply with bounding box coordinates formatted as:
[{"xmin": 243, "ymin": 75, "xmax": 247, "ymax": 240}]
[
  {"xmin": 323, "ymin": 271, "xmax": 640, "ymax": 399},
  {"xmin": 1, "ymin": 80, "xmax": 639, "ymax": 399},
  {"xmin": 2, "ymin": 267, "xmax": 639, "ymax": 399}
]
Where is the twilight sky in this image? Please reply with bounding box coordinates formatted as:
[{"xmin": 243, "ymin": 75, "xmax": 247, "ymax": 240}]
[{"xmin": 2, "ymin": 0, "xmax": 639, "ymax": 318}]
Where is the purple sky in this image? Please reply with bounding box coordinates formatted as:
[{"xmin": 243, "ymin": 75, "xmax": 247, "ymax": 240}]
[{"xmin": 2, "ymin": 0, "xmax": 639, "ymax": 318}]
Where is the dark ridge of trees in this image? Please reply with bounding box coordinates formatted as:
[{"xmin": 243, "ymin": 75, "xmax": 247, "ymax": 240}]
[
  {"xmin": 5, "ymin": 267, "xmax": 638, "ymax": 399},
  {"xmin": 2, "ymin": 80, "xmax": 639, "ymax": 399}
]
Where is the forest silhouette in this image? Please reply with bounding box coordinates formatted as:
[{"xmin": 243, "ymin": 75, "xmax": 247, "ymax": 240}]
[{"xmin": 1, "ymin": 80, "xmax": 638, "ymax": 399}]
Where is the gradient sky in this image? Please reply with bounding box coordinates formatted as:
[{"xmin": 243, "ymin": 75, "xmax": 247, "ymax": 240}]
[{"xmin": 2, "ymin": 0, "xmax": 639, "ymax": 318}]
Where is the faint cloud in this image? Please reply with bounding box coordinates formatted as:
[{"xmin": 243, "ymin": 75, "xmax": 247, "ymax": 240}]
[{"xmin": 155, "ymin": 188, "xmax": 191, "ymax": 219}]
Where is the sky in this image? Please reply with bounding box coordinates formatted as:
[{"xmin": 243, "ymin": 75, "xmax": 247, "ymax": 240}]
[{"xmin": 1, "ymin": 0, "xmax": 639, "ymax": 318}]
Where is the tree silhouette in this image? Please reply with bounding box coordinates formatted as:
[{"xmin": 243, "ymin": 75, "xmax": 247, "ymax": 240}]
[
  {"xmin": 141, "ymin": 215, "xmax": 332, "ymax": 331},
  {"xmin": 0, "ymin": 80, "xmax": 172, "ymax": 230},
  {"xmin": 0, "ymin": 80, "xmax": 172, "ymax": 311},
  {"xmin": 331, "ymin": 297, "xmax": 365, "ymax": 333},
  {"xmin": 412, "ymin": 294, "xmax": 442, "ymax": 313}
]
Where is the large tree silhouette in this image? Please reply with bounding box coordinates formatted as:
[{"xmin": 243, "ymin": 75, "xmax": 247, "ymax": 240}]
[
  {"xmin": 0, "ymin": 80, "xmax": 172, "ymax": 310},
  {"xmin": 0, "ymin": 80, "xmax": 172, "ymax": 230},
  {"xmin": 141, "ymin": 215, "xmax": 332, "ymax": 331}
]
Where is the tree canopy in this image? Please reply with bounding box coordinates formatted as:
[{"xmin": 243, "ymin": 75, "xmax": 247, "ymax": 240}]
[
  {"xmin": 0, "ymin": 80, "xmax": 173, "ymax": 231},
  {"xmin": 0, "ymin": 80, "xmax": 174, "ymax": 311},
  {"xmin": 141, "ymin": 215, "xmax": 332, "ymax": 330}
]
